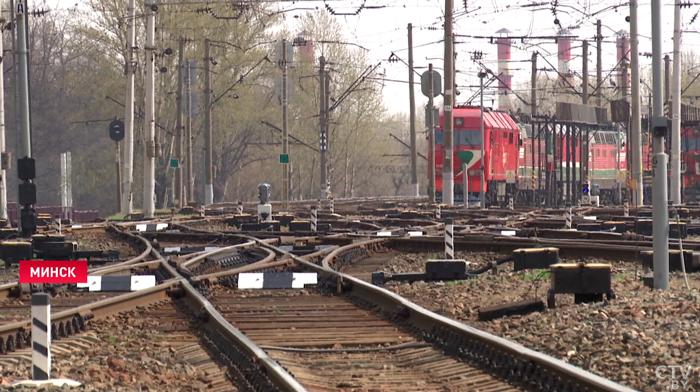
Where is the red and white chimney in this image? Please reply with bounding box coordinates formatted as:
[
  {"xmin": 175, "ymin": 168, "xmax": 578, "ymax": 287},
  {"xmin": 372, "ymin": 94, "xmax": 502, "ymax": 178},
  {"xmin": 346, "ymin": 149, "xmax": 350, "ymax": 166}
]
[
  {"xmin": 496, "ymin": 28, "xmax": 513, "ymax": 111},
  {"xmin": 557, "ymin": 29, "xmax": 573, "ymax": 85}
]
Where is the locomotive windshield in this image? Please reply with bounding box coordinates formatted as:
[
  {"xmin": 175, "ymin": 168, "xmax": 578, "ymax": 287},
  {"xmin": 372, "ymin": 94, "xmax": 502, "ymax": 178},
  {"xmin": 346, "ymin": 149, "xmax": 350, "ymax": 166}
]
[{"xmin": 435, "ymin": 129, "xmax": 482, "ymax": 146}]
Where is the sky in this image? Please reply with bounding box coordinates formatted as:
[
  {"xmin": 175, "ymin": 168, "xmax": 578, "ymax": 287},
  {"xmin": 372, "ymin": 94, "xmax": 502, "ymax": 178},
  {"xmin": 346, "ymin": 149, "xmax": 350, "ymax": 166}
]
[{"xmin": 49, "ymin": 0, "xmax": 698, "ymax": 114}]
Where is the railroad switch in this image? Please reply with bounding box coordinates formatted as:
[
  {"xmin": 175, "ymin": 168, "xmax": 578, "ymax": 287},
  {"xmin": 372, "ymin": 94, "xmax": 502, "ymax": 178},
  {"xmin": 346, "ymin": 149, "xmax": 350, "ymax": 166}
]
[
  {"xmin": 179, "ymin": 207, "xmax": 195, "ymax": 215},
  {"xmin": 289, "ymin": 220, "xmax": 311, "ymax": 232},
  {"xmin": 242, "ymin": 221, "xmax": 281, "ymax": 232},
  {"xmin": 576, "ymin": 222, "xmax": 602, "ymax": 231},
  {"xmin": 0, "ymin": 228, "xmax": 15, "ymax": 240},
  {"xmin": 512, "ymin": 248, "xmax": 559, "ymax": 271},
  {"xmin": 635, "ymin": 219, "xmax": 687, "ymax": 238},
  {"xmin": 601, "ymin": 221, "xmax": 627, "ymax": 233},
  {"xmin": 0, "ymin": 242, "xmax": 32, "ymax": 267},
  {"xmin": 371, "ymin": 260, "xmax": 474, "ymax": 286},
  {"xmin": 226, "ymin": 214, "xmax": 257, "ymax": 227},
  {"xmin": 547, "ymin": 263, "xmax": 615, "ymax": 309},
  {"xmin": 273, "ymin": 214, "xmax": 295, "ymax": 226},
  {"xmin": 641, "ymin": 250, "xmax": 700, "ymax": 273}
]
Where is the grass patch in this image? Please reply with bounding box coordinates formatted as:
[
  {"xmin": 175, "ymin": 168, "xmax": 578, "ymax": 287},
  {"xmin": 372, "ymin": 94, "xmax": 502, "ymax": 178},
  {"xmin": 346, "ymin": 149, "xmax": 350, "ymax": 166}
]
[
  {"xmin": 428, "ymin": 253, "xmax": 440, "ymax": 260},
  {"xmin": 107, "ymin": 337, "xmax": 117, "ymax": 343},
  {"xmin": 445, "ymin": 280, "xmax": 469, "ymax": 286},
  {"xmin": 106, "ymin": 213, "xmax": 126, "ymax": 221},
  {"xmin": 519, "ymin": 270, "xmax": 550, "ymax": 281},
  {"xmin": 616, "ymin": 274, "xmax": 627, "ymax": 280}
]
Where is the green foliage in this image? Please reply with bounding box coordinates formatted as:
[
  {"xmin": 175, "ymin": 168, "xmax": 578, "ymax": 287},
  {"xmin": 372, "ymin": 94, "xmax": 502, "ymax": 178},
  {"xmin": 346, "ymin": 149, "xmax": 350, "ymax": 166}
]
[
  {"xmin": 5, "ymin": 4, "xmax": 428, "ymax": 217},
  {"xmin": 518, "ymin": 270, "xmax": 551, "ymax": 281}
]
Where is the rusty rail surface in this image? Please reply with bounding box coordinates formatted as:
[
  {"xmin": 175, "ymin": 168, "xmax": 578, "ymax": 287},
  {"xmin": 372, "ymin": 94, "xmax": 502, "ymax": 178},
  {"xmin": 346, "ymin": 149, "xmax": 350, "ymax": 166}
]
[{"xmin": 252, "ymin": 239, "xmax": 637, "ymax": 392}]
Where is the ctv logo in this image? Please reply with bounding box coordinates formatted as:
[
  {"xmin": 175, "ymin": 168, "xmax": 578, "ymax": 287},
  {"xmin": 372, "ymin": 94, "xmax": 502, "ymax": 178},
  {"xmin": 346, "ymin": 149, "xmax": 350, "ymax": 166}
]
[
  {"xmin": 19, "ymin": 260, "xmax": 88, "ymax": 284},
  {"xmin": 656, "ymin": 365, "xmax": 693, "ymax": 390}
]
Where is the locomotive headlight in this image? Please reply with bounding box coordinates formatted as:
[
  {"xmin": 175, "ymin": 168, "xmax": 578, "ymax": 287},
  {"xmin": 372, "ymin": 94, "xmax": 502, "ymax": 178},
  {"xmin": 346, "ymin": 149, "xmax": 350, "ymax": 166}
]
[{"xmin": 455, "ymin": 117, "xmax": 464, "ymax": 127}]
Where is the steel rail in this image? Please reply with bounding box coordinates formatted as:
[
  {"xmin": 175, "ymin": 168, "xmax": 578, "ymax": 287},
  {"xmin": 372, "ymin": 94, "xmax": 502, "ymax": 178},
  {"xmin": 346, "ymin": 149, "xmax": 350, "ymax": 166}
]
[
  {"xmin": 146, "ymin": 242, "xmax": 309, "ymax": 392},
  {"xmin": 304, "ymin": 239, "xmax": 637, "ymax": 392},
  {"xmin": 0, "ymin": 225, "xmax": 155, "ymax": 299}
]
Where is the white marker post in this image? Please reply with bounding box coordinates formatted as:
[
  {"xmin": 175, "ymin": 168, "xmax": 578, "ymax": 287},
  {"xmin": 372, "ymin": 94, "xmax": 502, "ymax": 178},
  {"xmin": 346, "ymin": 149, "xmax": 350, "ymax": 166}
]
[
  {"xmin": 32, "ymin": 293, "xmax": 51, "ymax": 380},
  {"xmin": 237, "ymin": 201, "xmax": 243, "ymax": 215},
  {"xmin": 317, "ymin": 198, "xmax": 321, "ymax": 211},
  {"xmin": 444, "ymin": 218, "xmax": 454, "ymax": 259},
  {"xmin": 565, "ymin": 207, "xmax": 572, "ymax": 230},
  {"xmin": 310, "ymin": 205, "xmax": 317, "ymax": 232},
  {"xmin": 329, "ymin": 196, "xmax": 334, "ymax": 214},
  {"xmin": 624, "ymin": 201, "xmax": 629, "ymax": 217},
  {"xmin": 11, "ymin": 293, "xmax": 80, "ymax": 388},
  {"xmin": 53, "ymin": 215, "xmax": 61, "ymax": 235},
  {"xmin": 436, "ymin": 204, "xmax": 441, "ymax": 220},
  {"xmin": 508, "ymin": 197, "xmax": 514, "ymax": 211}
]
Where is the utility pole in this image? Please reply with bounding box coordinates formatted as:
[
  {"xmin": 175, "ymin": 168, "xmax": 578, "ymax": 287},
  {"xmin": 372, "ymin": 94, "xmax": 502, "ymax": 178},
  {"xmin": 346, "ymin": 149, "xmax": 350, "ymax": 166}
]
[
  {"xmin": 531, "ymin": 52, "xmax": 537, "ymax": 116},
  {"xmin": 596, "ymin": 20, "xmax": 603, "ymax": 108},
  {"xmin": 16, "ymin": 0, "xmax": 36, "ymax": 236},
  {"xmin": 142, "ymin": 0, "xmax": 156, "ymax": 218},
  {"xmin": 479, "ymin": 72, "xmax": 486, "ymax": 208},
  {"xmin": 630, "ymin": 0, "xmax": 643, "ymax": 206},
  {"xmin": 408, "ymin": 23, "xmax": 418, "ymax": 197},
  {"xmin": 186, "ymin": 61, "xmax": 194, "ymax": 203},
  {"xmin": 582, "ymin": 41, "xmax": 588, "ymax": 104},
  {"xmin": 671, "ymin": 0, "xmax": 682, "ymax": 204},
  {"xmin": 175, "ymin": 37, "xmax": 184, "ymax": 208},
  {"xmin": 281, "ymin": 39, "xmax": 290, "ymax": 210},
  {"xmin": 204, "ymin": 38, "xmax": 213, "ymax": 205},
  {"xmin": 651, "ymin": 0, "xmax": 670, "ymax": 290},
  {"xmin": 121, "ymin": 0, "xmax": 136, "ymax": 216},
  {"xmin": 664, "ymin": 55, "xmax": 670, "ymax": 104},
  {"xmin": 319, "ymin": 56, "xmax": 327, "ymax": 200},
  {"xmin": 428, "ymin": 64, "xmax": 436, "ymax": 203},
  {"xmin": 0, "ymin": 27, "xmax": 7, "ymax": 221},
  {"xmin": 443, "ymin": 0, "xmax": 455, "ymax": 205}
]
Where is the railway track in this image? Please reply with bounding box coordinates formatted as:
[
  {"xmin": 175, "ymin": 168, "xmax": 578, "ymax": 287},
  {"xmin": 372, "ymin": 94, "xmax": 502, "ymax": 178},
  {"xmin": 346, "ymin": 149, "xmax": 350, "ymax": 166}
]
[
  {"xmin": 0, "ymin": 210, "xmax": 650, "ymax": 391},
  {"xmin": 209, "ymin": 286, "xmax": 523, "ymax": 391}
]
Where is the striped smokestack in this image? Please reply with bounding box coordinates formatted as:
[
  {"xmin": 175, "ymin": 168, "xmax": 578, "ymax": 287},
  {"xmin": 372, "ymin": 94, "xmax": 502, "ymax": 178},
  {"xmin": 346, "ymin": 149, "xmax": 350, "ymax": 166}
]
[
  {"xmin": 496, "ymin": 28, "xmax": 513, "ymax": 111},
  {"xmin": 557, "ymin": 29, "xmax": 573, "ymax": 86}
]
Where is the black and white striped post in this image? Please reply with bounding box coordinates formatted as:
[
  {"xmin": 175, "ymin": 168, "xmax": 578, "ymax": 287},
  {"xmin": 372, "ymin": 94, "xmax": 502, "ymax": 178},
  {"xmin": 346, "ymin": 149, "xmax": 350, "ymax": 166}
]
[
  {"xmin": 317, "ymin": 198, "xmax": 321, "ymax": 211},
  {"xmin": 435, "ymin": 204, "xmax": 441, "ymax": 220},
  {"xmin": 310, "ymin": 205, "xmax": 317, "ymax": 232},
  {"xmin": 508, "ymin": 197, "xmax": 514, "ymax": 211},
  {"xmin": 199, "ymin": 205, "xmax": 205, "ymax": 217},
  {"xmin": 53, "ymin": 215, "xmax": 61, "ymax": 235},
  {"xmin": 32, "ymin": 293, "xmax": 51, "ymax": 381},
  {"xmin": 329, "ymin": 196, "xmax": 334, "ymax": 214},
  {"xmin": 444, "ymin": 218, "xmax": 454, "ymax": 259},
  {"xmin": 624, "ymin": 201, "xmax": 629, "ymax": 217},
  {"xmin": 237, "ymin": 201, "xmax": 243, "ymax": 215},
  {"xmin": 565, "ymin": 207, "xmax": 572, "ymax": 229}
]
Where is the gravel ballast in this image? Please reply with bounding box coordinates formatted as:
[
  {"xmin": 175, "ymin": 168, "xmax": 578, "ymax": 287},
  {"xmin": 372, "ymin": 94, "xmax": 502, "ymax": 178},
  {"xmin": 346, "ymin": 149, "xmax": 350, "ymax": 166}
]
[{"xmin": 371, "ymin": 251, "xmax": 700, "ymax": 391}]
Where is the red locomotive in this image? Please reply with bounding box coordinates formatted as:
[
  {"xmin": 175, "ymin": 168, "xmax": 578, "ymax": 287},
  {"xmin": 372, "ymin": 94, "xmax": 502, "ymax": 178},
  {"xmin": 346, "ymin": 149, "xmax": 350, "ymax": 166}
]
[
  {"xmin": 430, "ymin": 106, "xmax": 650, "ymax": 205},
  {"xmin": 431, "ymin": 106, "xmax": 520, "ymax": 204}
]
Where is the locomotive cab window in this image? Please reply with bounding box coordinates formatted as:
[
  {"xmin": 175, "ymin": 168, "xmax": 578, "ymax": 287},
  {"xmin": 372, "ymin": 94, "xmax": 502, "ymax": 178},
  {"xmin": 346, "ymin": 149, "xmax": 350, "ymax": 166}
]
[
  {"xmin": 509, "ymin": 133, "xmax": 514, "ymax": 144},
  {"xmin": 458, "ymin": 130, "xmax": 482, "ymax": 146},
  {"xmin": 434, "ymin": 130, "xmax": 460, "ymax": 145}
]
